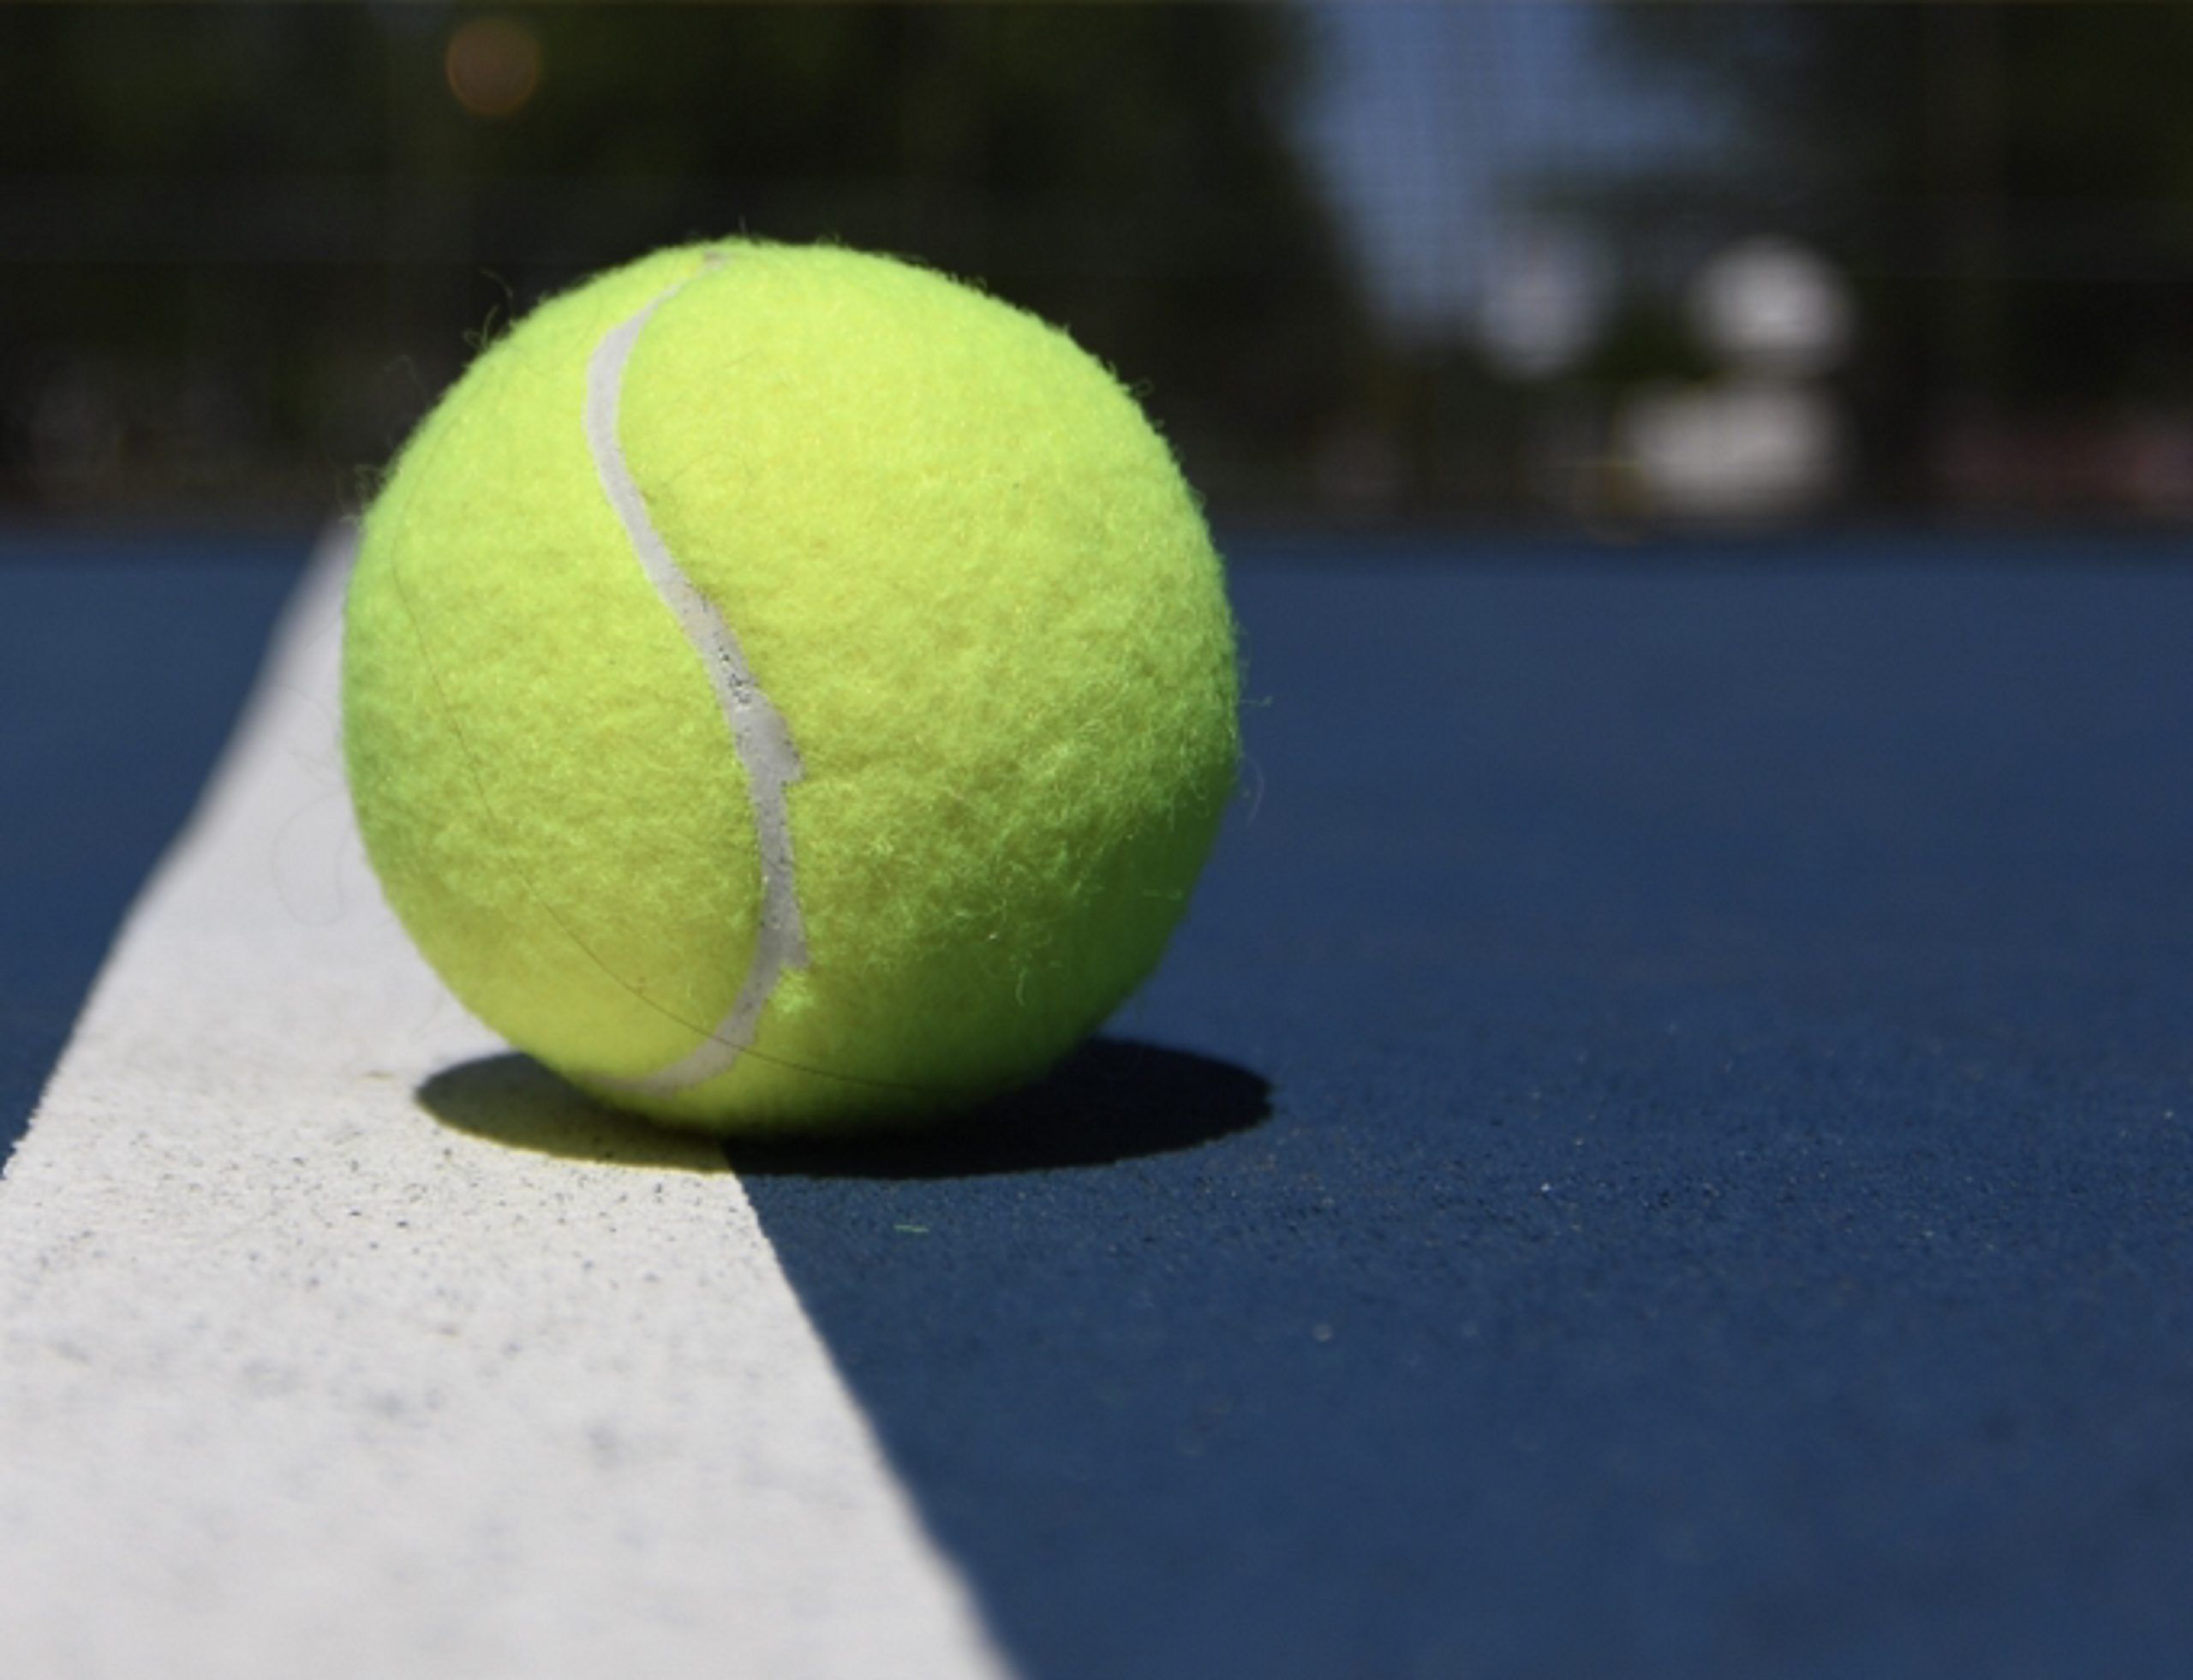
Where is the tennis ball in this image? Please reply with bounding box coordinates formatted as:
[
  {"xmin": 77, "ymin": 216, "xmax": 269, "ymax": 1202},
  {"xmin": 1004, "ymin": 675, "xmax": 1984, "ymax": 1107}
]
[{"xmin": 343, "ymin": 241, "xmax": 1239, "ymax": 1133}]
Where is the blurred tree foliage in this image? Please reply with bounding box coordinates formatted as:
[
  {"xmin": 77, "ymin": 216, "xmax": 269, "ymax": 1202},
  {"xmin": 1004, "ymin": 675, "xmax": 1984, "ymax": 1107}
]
[
  {"xmin": 0, "ymin": 3, "xmax": 1367, "ymax": 517},
  {"xmin": 1592, "ymin": 3, "xmax": 2193, "ymax": 505}
]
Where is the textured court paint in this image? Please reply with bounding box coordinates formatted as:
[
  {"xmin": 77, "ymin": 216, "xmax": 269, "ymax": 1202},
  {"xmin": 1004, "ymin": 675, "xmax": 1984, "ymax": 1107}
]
[
  {"xmin": 18, "ymin": 532, "xmax": 2193, "ymax": 1678},
  {"xmin": 0, "ymin": 542, "xmax": 299, "ymax": 1166},
  {"xmin": 0, "ymin": 535, "xmax": 1007, "ymax": 1680},
  {"xmin": 742, "ymin": 553, "xmax": 2193, "ymax": 1680}
]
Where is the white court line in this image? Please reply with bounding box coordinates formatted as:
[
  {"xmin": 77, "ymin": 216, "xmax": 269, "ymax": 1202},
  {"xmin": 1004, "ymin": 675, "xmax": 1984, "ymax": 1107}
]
[{"xmin": 0, "ymin": 531, "xmax": 1007, "ymax": 1680}]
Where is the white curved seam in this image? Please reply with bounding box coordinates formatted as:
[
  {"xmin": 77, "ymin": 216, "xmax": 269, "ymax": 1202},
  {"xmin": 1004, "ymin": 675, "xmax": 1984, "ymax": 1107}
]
[{"xmin": 581, "ymin": 252, "xmax": 807, "ymax": 1097}]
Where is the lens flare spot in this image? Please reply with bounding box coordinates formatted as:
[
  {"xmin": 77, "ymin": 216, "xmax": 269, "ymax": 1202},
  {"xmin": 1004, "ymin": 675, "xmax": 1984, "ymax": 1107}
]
[{"xmin": 445, "ymin": 18, "xmax": 542, "ymax": 119}]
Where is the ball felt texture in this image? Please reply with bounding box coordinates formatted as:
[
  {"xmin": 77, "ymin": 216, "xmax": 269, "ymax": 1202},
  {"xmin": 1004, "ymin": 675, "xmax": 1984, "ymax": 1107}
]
[{"xmin": 342, "ymin": 242, "xmax": 1240, "ymax": 1132}]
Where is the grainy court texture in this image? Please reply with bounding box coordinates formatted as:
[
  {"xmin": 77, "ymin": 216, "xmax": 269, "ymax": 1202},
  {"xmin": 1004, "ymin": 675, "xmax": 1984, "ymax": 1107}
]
[
  {"xmin": 8, "ymin": 529, "xmax": 2193, "ymax": 1679},
  {"xmin": 0, "ymin": 534, "xmax": 1006, "ymax": 1680}
]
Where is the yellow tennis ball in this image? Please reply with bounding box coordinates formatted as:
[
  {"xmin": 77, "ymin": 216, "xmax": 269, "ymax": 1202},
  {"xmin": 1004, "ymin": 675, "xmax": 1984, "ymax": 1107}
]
[{"xmin": 342, "ymin": 242, "xmax": 1239, "ymax": 1133}]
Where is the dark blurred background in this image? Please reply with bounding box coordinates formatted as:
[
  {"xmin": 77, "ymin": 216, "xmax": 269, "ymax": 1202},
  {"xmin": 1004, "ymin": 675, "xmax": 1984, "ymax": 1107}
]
[{"xmin": 9, "ymin": 1, "xmax": 2193, "ymax": 534}]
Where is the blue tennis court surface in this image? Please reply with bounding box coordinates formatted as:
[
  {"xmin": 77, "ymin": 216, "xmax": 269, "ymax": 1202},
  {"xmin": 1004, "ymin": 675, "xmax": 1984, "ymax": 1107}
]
[
  {"xmin": 9, "ymin": 530, "xmax": 2193, "ymax": 1676},
  {"xmin": 1, "ymin": 536, "xmax": 301, "ymax": 1154}
]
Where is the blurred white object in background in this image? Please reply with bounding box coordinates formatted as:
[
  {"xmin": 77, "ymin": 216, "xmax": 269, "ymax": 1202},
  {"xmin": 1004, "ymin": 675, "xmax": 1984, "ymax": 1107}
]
[
  {"xmin": 1612, "ymin": 236, "xmax": 1854, "ymax": 523},
  {"xmin": 1689, "ymin": 237, "xmax": 1854, "ymax": 379},
  {"xmin": 1617, "ymin": 377, "xmax": 1844, "ymax": 523},
  {"xmin": 1478, "ymin": 223, "xmax": 1612, "ymax": 381}
]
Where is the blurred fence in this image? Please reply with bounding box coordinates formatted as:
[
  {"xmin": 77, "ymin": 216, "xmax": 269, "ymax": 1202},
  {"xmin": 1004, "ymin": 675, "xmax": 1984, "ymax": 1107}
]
[{"xmin": 7, "ymin": 3, "xmax": 2193, "ymax": 532}]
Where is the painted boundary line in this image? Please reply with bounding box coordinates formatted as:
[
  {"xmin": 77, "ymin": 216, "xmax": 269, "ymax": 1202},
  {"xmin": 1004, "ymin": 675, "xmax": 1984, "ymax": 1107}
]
[{"xmin": 0, "ymin": 530, "xmax": 1004, "ymax": 1680}]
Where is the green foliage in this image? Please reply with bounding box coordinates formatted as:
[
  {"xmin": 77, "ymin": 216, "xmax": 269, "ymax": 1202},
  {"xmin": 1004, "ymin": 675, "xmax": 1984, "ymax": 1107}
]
[
  {"xmin": 1598, "ymin": 3, "xmax": 2193, "ymax": 412},
  {"xmin": 0, "ymin": 4, "xmax": 1365, "ymax": 515}
]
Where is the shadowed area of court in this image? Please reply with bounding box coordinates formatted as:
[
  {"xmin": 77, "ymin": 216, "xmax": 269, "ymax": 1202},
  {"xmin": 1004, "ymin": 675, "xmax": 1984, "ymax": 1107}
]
[
  {"xmin": 418, "ymin": 1037, "xmax": 1270, "ymax": 1179},
  {"xmin": 417, "ymin": 1052, "xmax": 730, "ymax": 1173},
  {"xmin": 15, "ymin": 539, "xmax": 2193, "ymax": 1678},
  {"xmin": 739, "ymin": 553, "xmax": 2193, "ymax": 1680},
  {"xmin": 0, "ymin": 539, "xmax": 303, "ymax": 1169}
]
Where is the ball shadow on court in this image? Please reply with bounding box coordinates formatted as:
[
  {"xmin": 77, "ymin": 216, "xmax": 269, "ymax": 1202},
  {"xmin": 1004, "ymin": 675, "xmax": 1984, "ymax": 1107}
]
[{"xmin": 417, "ymin": 1036, "xmax": 1271, "ymax": 1179}]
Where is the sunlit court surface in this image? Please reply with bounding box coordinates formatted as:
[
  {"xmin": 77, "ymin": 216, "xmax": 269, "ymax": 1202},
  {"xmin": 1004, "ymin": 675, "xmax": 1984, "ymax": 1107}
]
[{"xmin": 7, "ymin": 8, "xmax": 2193, "ymax": 1678}]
